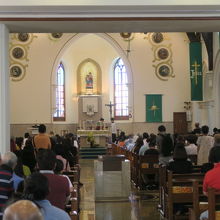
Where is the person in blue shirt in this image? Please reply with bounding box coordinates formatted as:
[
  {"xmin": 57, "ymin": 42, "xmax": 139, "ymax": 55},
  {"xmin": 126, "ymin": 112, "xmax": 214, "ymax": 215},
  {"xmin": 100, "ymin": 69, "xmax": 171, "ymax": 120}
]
[{"xmin": 23, "ymin": 172, "xmax": 71, "ymax": 220}]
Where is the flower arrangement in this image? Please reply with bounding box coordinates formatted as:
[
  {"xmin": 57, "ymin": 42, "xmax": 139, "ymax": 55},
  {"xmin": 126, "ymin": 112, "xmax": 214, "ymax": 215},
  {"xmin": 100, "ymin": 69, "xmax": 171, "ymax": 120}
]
[{"xmin": 87, "ymin": 132, "xmax": 95, "ymax": 147}]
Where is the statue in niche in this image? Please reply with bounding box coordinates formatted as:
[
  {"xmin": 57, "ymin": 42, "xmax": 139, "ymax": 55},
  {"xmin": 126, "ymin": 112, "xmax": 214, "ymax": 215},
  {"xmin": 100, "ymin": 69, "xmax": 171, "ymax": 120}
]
[{"xmin": 85, "ymin": 72, "xmax": 93, "ymax": 89}]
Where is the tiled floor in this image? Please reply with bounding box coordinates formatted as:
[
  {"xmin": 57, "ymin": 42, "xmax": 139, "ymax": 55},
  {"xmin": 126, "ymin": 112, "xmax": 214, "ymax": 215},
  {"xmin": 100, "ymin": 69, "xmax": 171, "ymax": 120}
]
[{"xmin": 79, "ymin": 159, "xmax": 162, "ymax": 220}]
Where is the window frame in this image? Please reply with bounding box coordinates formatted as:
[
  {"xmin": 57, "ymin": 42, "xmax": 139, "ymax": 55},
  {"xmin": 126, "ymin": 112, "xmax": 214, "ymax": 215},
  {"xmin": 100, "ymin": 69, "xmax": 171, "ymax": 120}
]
[
  {"xmin": 53, "ymin": 62, "xmax": 66, "ymax": 121},
  {"xmin": 113, "ymin": 58, "xmax": 129, "ymax": 120}
]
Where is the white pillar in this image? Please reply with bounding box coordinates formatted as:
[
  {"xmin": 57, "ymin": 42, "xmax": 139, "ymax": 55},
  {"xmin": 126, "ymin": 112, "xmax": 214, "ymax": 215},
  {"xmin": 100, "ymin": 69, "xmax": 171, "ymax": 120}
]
[
  {"xmin": 0, "ymin": 24, "xmax": 10, "ymax": 154},
  {"xmin": 191, "ymin": 102, "xmax": 201, "ymax": 130}
]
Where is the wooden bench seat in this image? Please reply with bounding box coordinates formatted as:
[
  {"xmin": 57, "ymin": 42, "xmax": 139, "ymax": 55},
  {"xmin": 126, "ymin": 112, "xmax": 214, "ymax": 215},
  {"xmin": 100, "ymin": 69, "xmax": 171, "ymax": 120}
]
[{"xmin": 159, "ymin": 166, "xmax": 204, "ymax": 220}]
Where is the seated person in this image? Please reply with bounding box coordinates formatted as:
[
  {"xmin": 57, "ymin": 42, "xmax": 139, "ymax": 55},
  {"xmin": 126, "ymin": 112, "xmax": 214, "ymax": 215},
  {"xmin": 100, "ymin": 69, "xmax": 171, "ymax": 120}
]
[
  {"xmin": 209, "ymin": 134, "xmax": 220, "ymax": 164},
  {"xmin": 23, "ymin": 172, "xmax": 71, "ymax": 220},
  {"xmin": 132, "ymin": 137, "xmax": 144, "ymax": 154},
  {"xmin": 124, "ymin": 135, "xmax": 135, "ymax": 151},
  {"xmin": 54, "ymin": 159, "xmax": 73, "ymax": 192},
  {"xmin": 36, "ymin": 149, "xmax": 70, "ymax": 210},
  {"xmin": 200, "ymin": 150, "xmax": 220, "ymax": 220},
  {"xmin": 144, "ymin": 139, "xmax": 159, "ymax": 156},
  {"xmin": 139, "ymin": 132, "xmax": 150, "ymax": 156},
  {"xmin": 143, "ymin": 140, "xmax": 159, "ymax": 189},
  {"xmin": 3, "ymin": 200, "xmax": 43, "ymax": 220},
  {"xmin": 168, "ymin": 143, "xmax": 193, "ymax": 174}
]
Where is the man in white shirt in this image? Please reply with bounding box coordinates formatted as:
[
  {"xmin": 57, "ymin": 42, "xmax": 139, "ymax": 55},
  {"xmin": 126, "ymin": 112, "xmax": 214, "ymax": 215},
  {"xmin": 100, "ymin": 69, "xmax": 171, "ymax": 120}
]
[{"xmin": 111, "ymin": 118, "xmax": 117, "ymax": 143}]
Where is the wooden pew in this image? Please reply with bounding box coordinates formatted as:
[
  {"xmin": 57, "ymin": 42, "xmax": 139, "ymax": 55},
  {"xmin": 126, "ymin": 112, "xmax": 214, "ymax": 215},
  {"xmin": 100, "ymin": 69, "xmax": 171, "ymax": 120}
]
[
  {"xmin": 132, "ymin": 153, "xmax": 139, "ymax": 187},
  {"xmin": 166, "ymin": 171, "xmax": 204, "ymax": 220},
  {"xmin": 158, "ymin": 165, "xmax": 205, "ymax": 220},
  {"xmin": 138, "ymin": 154, "xmax": 159, "ymax": 190},
  {"xmin": 189, "ymin": 180, "xmax": 207, "ymax": 220},
  {"xmin": 158, "ymin": 165, "xmax": 167, "ymax": 217},
  {"xmin": 63, "ymin": 168, "xmax": 80, "ymax": 220},
  {"xmin": 208, "ymin": 188, "xmax": 220, "ymax": 220}
]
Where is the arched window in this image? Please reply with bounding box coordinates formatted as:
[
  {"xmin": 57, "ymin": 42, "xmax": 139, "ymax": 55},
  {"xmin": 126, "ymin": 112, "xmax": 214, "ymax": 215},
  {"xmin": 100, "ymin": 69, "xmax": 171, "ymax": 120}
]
[
  {"xmin": 53, "ymin": 62, "xmax": 65, "ymax": 121},
  {"xmin": 114, "ymin": 58, "xmax": 129, "ymax": 120}
]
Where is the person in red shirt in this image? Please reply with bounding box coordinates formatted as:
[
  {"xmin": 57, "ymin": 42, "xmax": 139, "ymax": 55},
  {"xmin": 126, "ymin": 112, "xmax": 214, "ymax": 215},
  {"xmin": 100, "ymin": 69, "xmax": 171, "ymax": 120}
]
[
  {"xmin": 200, "ymin": 158, "xmax": 220, "ymax": 219},
  {"xmin": 203, "ymin": 163, "xmax": 220, "ymax": 195},
  {"xmin": 36, "ymin": 149, "xmax": 70, "ymax": 210}
]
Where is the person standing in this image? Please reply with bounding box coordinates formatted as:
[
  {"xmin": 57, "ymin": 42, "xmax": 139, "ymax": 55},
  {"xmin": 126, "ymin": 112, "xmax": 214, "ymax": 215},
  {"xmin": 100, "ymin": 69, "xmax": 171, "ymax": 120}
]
[
  {"xmin": 33, "ymin": 124, "xmax": 51, "ymax": 151},
  {"xmin": 110, "ymin": 118, "xmax": 117, "ymax": 143},
  {"xmin": 156, "ymin": 125, "xmax": 174, "ymax": 165},
  {"xmin": 197, "ymin": 125, "xmax": 214, "ymax": 165}
]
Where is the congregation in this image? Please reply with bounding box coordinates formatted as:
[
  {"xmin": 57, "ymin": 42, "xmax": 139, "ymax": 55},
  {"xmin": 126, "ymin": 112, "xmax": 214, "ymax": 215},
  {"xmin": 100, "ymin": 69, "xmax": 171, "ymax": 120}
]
[
  {"xmin": 1, "ymin": 121, "xmax": 220, "ymax": 220},
  {"xmin": 0, "ymin": 124, "xmax": 80, "ymax": 220},
  {"xmin": 112, "ymin": 122, "xmax": 220, "ymax": 219}
]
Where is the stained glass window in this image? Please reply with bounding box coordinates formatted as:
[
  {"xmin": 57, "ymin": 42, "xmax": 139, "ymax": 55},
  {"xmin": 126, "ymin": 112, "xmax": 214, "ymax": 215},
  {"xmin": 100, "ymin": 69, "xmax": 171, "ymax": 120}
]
[
  {"xmin": 53, "ymin": 62, "xmax": 65, "ymax": 121},
  {"xmin": 114, "ymin": 58, "xmax": 129, "ymax": 120}
]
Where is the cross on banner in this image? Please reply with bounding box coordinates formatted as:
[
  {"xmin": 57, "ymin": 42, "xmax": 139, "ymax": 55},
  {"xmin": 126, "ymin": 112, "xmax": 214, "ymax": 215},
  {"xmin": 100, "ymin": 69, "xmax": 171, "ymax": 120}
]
[
  {"xmin": 191, "ymin": 61, "xmax": 202, "ymax": 85},
  {"xmin": 105, "ymin": 101, "xmax": 115, "ymax": 120}
]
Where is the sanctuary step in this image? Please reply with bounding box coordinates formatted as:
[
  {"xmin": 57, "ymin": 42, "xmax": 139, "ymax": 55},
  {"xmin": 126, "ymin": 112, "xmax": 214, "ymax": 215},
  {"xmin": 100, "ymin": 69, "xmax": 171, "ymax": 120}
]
[{"xmin": 79, "ymin": 147, "xmax": 107, "ymax": 159}]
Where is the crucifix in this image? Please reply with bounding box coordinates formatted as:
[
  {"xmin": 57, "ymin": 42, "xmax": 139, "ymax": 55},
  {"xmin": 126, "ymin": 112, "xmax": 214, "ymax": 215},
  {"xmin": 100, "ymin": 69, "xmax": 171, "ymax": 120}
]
[
  {"xmin": 105, "ymin": 101, "xmax": 115, "ymax": 120},
  {"xmin": 149, "ymin": 101, "xmax": 159, "ymax": 117},
  {"xmin": 191, "ymin": 61, "xmax": 201, "ymax": 85}
]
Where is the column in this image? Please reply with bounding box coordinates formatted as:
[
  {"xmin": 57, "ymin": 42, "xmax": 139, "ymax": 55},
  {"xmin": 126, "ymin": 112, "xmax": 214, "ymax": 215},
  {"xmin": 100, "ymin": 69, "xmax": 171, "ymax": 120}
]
[
  {"xmin": 0, "ymin": 24, "xmax": 10, "ymax": 154},
  {"xmin": 191, "ymin": 102, "xmax": 201, "ymax": 130}
]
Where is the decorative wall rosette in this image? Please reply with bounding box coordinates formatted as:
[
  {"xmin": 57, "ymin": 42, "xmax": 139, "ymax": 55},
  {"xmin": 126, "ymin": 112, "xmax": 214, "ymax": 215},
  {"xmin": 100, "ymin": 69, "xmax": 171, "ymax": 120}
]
[
  {"xmin": 147, "ymin": 32, "xmax": 174, "ymax": 81},
  {"xmin": 9, "ymin": 33, "xmax": 37, "ymax": 81}
]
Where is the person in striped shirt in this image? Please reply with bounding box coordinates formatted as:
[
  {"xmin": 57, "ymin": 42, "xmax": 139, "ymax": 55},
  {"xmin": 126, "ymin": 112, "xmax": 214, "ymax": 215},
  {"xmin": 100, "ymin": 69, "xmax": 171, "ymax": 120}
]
[{"xmin": 0, "ymin": 152, "xmax": 17, "ymax": 219}]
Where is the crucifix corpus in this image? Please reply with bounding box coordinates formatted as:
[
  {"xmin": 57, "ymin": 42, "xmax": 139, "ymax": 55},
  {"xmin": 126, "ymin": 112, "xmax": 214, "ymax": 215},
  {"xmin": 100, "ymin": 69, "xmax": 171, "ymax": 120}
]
[{"xmin": 105, "ymin": 101, "xmax": 115, "ymax": 120}]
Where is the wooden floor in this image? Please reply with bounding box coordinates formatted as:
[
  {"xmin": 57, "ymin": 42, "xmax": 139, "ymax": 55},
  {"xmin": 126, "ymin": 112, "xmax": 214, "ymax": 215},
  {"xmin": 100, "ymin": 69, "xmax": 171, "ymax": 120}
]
[{"xmin": 79, "ymin": 159, "xmax": 162, "ymax": 220}]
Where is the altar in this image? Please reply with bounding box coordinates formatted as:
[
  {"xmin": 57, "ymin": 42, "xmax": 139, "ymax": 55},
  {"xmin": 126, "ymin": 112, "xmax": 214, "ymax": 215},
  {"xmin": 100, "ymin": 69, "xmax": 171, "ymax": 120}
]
[{"xmin": 77, "ymin": 129, "xmax": 110, "ymax": 148}]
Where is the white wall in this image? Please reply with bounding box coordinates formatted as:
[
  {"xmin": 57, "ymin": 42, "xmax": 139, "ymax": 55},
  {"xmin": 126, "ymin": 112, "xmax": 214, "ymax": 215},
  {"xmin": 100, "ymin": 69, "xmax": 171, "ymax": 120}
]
[{"xmin": 10, "ymin": 32, "xmax": 191, "ymax": 127}]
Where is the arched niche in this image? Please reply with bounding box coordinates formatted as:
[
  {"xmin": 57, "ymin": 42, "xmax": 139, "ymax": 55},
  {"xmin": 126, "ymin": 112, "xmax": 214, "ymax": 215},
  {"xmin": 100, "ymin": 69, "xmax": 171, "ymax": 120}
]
[{"xmin": 77, "ymin": 58, "xmax": 102, "ymax": 95}]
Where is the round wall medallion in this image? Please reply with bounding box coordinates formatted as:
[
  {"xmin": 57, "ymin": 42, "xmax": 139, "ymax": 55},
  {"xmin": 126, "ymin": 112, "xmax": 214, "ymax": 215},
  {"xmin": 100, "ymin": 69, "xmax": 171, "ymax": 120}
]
[
  {"xmin": 51, "ymin": 33, "xmax": 63, "ymax": 38},
  {"xmin": 158, "ymin": 65, "xmax": 170, "ymax": 77},
  {"xmin": 120, "ymin": 33, "xmax": 134, "ymax": 41},
  {"xmin": 120, "ymin": 33, "xmax": 132, "ymax": 39},
  {"xmin": 10, "ymin": 65, "xmax": 22, "ymax": 78},
  {"xmin": 152, "ymin": 32, "xmax": 164, "ymax": 43},
  {"xmin": 154, "ymin": 63, "xmax": 174, "ymax": 81},
  {"xmin": 12, "ymin": 47, "xmax": 24, "ymax": 59},
  {"xmin": 157, "ymin": 48, "xmax": 169, "ymax": 60},
  {"xmin": 17, "ymin": 33, "xmax": 29, "ymax": 42}
]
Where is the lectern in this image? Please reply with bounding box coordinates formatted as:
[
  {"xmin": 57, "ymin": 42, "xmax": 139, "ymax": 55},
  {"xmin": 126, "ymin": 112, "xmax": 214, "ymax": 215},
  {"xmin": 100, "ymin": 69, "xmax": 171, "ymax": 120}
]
[{"xmin": 94, "ymin": 155, "xmax": 130, "ymax": 201}]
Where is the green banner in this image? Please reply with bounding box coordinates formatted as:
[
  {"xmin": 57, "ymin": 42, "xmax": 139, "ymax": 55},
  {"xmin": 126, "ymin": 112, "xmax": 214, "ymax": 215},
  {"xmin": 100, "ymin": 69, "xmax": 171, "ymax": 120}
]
[
  {"xmin": 189, "ymin": 42, "xmax": 203, "ymax": 101},
  {"xmin": 146, "ymin": 94, "xmax": 162, "ymax": 122}
]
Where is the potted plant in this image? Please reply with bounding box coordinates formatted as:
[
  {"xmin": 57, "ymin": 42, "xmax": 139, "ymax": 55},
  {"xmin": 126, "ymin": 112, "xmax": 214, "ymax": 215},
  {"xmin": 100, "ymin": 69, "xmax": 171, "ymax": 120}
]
[{"xmin": 87, "ymin": 132, "xmax": 95, "ymax": 148}]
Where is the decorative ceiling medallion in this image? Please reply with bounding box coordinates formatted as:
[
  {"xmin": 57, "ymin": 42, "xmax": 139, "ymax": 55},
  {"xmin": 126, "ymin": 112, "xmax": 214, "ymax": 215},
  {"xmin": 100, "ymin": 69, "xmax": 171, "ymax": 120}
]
[
  {"xmin": 154, "ymin": 63, "xmax": 174, "ymax": 81},
  {"xmin": 14, "ymin": 33, "xmax": 36, "ymax": 45},
  {"xmin": 51, "ymin": 33, "xmax": 63, "ymax": 39},
  {"xmin": 157, "ymin": 48, "xmax": 169, "ymax": 60},
  {"xmin": 17, "ymin": 33, "xmax": 30, "ymax": 42},
  {"xmin": 10, "ymin": 63, "xmax": 28, "ymax": 82},
  {"xmin": 10, "ymin": 65, "xmax": 22, "ymax": 78},
  {"xmin": 10, "ymin": 45, "xmax": 28, "ymax": 61},
  {"xmin": 152, "ymin": 32, "xmax": 164, "ymax": 44},
  {"xmin": 120, "ymin": 33, "xmax": 135, "ymax": 41},
  {"xmin": 48, "ymin": 33, "xmax": 63, "ymax": 41},
  {"xmin": 12, "ymin": 47, "xmax": 24, "ymax": 59}
]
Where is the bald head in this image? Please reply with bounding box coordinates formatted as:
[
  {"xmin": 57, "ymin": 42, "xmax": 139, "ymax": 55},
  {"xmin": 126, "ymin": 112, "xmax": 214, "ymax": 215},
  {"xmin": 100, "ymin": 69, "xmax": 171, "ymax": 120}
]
[
  {"xmin": 3, "ymin": 200, "xmax": 43, "ymax": 220},
  {"xmin": 1, "ymin": 152, "xmax": 17, "ymax": 169}
]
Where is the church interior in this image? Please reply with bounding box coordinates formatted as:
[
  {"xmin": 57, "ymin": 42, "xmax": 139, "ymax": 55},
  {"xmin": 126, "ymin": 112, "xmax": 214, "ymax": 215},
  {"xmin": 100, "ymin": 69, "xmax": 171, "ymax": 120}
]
[{"xmin": 1, "ymin": 1, "xmax": 220, "ymax": 220}]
